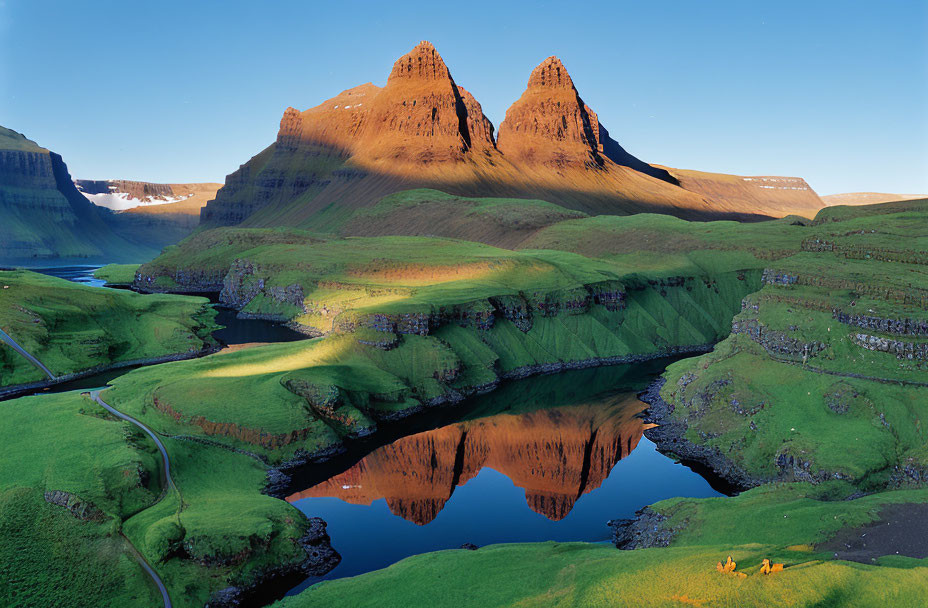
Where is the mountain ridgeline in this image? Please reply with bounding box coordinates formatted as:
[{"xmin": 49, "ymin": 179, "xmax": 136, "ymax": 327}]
[
  {"xmin": 200, "ymin": 42, "xmax": 823, "ymax": 236},
  {"xmin": 0, "ymin": 127, "xmax": 218, "ymax": 264},
  {"xmin": 0, "ymin": 127, "xmax": 155, "ymax": 263}
]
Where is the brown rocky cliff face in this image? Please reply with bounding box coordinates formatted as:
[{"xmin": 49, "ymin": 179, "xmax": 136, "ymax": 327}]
[
  {"xmin": 275, "ymin": 43, "xmax": 495, "ymax": 165},
  {"xmin": 287, "ymin": 398, "xmax": 647, "ymax": 523},
  {"xmin": 496, "ymin": 56, "xmax": 603, "ymax": 169},
  {"xmin": 201, "ymin": 42, "xmax": 820, "ymax": 230},
  {"xmin": 357, "ymin": 41, "xmax": 496, "ymax": 164},
  {"xmin": 288, "ymin": 83, "xmax": 379, "ymax": 154}
]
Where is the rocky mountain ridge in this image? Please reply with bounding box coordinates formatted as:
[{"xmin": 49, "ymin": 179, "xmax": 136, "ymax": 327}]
[
  {"xmin": 0, "ymin": 126, "xmax": 153, "ymax": 263},
  {"xmin": 200, "ymin": 42, "xmax": 823, "ymax": 231}
]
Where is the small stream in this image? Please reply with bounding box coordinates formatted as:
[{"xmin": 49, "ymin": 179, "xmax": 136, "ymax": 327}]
[{"xmin": 4, "ymin": 266, "xmax": 307, "ymax": 400}]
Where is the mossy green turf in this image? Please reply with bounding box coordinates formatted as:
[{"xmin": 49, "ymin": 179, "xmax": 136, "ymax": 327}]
[
  {"xmin": 656, "ymin": 199, "xmax": 928, "ymax": 489},
  {"xmin": 0, "ymin": 392, "xmax": 161, "ymax": 607},
  {"xmin": 93, "ymin": 263, "xmax": 140, "ymax": 286},
  {"xmin": 0, "ymin": 270, "xmax": 218, "ymax": 387},
  {"xmin": 275, "ymin": 483, "xmax": 928, "ymax": 608}
]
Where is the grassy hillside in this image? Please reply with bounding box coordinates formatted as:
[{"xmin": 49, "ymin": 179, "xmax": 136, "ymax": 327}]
[
  {"xmin": 335, "ymin": 189, "xmax": 589, "ymax": 248},
  {"xmin": 0, "ymin": 392, "xmax": 162, "ymax": 607},
  {"xmin": 93, "ymin": 263, "xmax": 140, "ymax": 286},
  {"xmin": 0, "ymin": 389, "xmax": 327, "ymax": 608},
  {"xmin": 0, "ymin": 270, "xmax": 217, "ymax": 388},
  {"xmin": 654, "ymin": 199, "xmax": 928, "ymax": 489},
  {"xmin": 275, "ymin": 484, "xmax": 928, "ymax": 608}
]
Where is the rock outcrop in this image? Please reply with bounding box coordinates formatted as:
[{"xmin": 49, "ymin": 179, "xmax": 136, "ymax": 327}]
[
  {"xmin": 496, "ymin": 56, "xmax": 605, "ymax": 170},
  {"xmin": 0, "ymin": 126, "xmax": 151, "ymax": 263},
  {"xmin": 200, "ymin": 42, "xmax": 823, "ymax": 233}
]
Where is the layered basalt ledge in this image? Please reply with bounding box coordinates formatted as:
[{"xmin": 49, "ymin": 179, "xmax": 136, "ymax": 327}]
[
  {"xmin": 834, "ymin": 309, "xmax": 928, "ymax": 337},
  {"xmin": 762, "ymin": 267, "xmax": 928, "ymax": 307},
  {"xmin": 731, "ymin": 318, "xmax": 827, "ymax": 360}
]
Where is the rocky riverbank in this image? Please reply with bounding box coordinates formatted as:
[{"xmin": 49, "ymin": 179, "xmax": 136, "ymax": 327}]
[
  {"xmin": 639, "ymin": 377, "xmax": 767, "ymax": 492},
  {"xmin": 205, "ymin": 517, "xmax": 341, "ymax": 608}
]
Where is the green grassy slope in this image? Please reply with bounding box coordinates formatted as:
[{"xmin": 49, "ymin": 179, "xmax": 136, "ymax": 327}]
[
  {"xmin": 0, "ymin": 126, "xmax": 160, "ymax": 263},
  {"xmin": 0, "ymin": 388, "xmax": 322, "ymax": 608},
  {"xmin": 0, "ymin": 392, "xmax": 162, "ymax": 607},
  {"xmin": 93, "ymin": 263, "xmax": 141, "ymax": 286},
  {"xmin": 655, "ymin": 199, "xmax": 928, "ymax": 489},
  {"xmin": 331, "ymin": 188, "xmax": 589, "ymax": 248},
  {"xmin": 0, "ymin": 270, "xmax": 218, "ymax": 388}
]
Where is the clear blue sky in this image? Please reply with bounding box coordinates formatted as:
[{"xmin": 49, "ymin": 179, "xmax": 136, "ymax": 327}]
[{"xmin": 2, "ymin": 0, "xmax": 926, "ymax": 195}]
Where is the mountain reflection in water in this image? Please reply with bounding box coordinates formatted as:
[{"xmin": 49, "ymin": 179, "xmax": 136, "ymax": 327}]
[
  {"xmin": 288, "ymin": 395, "xmax": 650, "ymax": 524},
  {"xmin": 284, "ymin": 364, "xmax": 721, "ymax": 589}
]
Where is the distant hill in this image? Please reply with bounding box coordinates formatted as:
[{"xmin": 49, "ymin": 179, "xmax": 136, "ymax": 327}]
[
  {"xmin": 821, "ymin": 192, "xmax": 928, "ymax": 206},
  {"xmin": 661, "ymin": 168, "xmax": 822, "ymax": 218},
  {"xmin": 0, "ymin": 126, "xmax": 156, "ymax": 264},
  {"xmin": 200, "ymin": 42, "xmax": 824, "ymax": 234},
  {"xmin": 74, "ymin": 180, "xmax": 220, "ymax": 214},
  {"xmin": 73, "ymin": 180, "xmax": 221, "ymax": 251}
]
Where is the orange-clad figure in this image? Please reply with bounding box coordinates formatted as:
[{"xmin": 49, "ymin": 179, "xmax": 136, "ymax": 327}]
[{"xmin": 760, "ymin": 558, "xmax": 784, "ymax": 574}]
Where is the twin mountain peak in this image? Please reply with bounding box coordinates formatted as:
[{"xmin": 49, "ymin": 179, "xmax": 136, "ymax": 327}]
[
  {"xmin": 278, "ymin": 42, "xmax": 626, "ymax": 170},
  {"xmin": 201, "ymin": 41, "xmax": 824, "ymax": 228}
]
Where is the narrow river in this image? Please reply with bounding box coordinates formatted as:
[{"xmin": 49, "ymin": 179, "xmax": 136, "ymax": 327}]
[{"xmin": 9, "ymin": 265, "xmax": 307, "ymax": 400}]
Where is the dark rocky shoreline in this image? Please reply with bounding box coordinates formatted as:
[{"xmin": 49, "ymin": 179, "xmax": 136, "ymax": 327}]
[
  {"xmin": 205, "ymin": 518, "xmax": 341, "ymax": 608},
  {"xmin": 639, "ymin": 377, "xmax": 765, "ymax": 493},
  {"xmin": 604, "ymin": 377, "xmax": 769, "ymax": 550}
]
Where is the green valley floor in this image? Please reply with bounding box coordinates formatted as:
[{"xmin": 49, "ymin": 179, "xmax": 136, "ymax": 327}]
[{"xmin": 1, "ymin": 194, "xmax": 927, "ymax": 607}]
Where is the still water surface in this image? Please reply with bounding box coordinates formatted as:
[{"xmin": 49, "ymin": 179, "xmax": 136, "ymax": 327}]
[{"xmin": 285, "ymin": 363, "xmax": 721, "ymax": 592}]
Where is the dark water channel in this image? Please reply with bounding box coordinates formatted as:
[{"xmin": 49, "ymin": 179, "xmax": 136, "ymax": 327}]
[
  {"xmin": 282, "ymin": 361, "xmax": 722, "ymax": 596},
  {"xmin": 4, "ymin": 266, "xmax": 306, "ymax": 400}
]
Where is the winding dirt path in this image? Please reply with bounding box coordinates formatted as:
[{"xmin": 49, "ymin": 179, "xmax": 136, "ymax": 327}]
[
  {"xmin": 0, "ymin": 327, "xmax": 56, "ymax": 379},
  {"xmin": 90, "ymin": 390, "xmax": 174, "ymax": 608}
]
